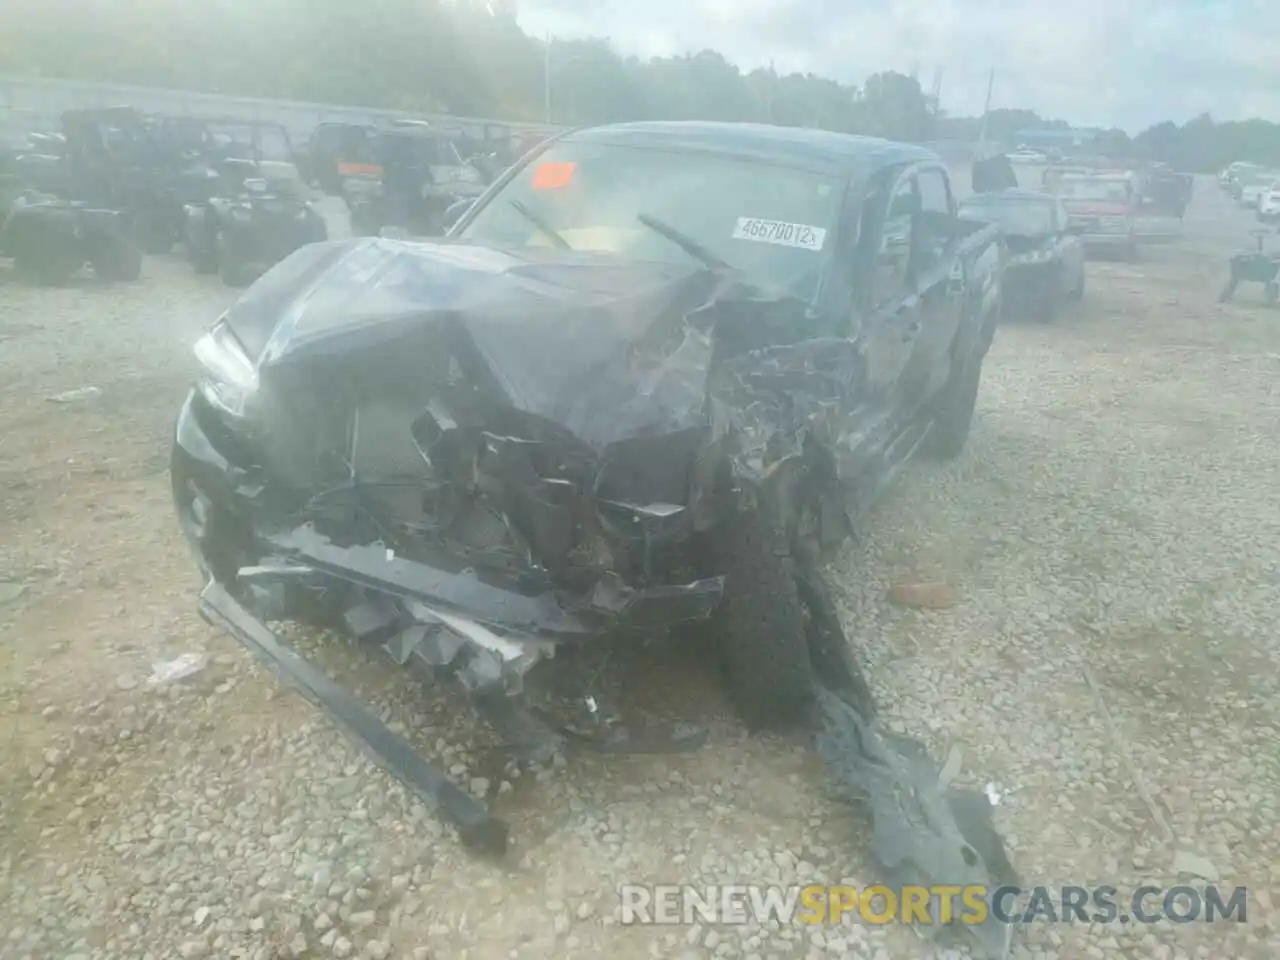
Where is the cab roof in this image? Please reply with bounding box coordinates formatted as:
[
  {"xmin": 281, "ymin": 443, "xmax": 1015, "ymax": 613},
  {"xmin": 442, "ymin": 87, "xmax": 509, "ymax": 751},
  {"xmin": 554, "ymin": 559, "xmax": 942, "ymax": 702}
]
[{"xmin": 565, "ymin": 121, "xmax": 939, "ymax": 178}]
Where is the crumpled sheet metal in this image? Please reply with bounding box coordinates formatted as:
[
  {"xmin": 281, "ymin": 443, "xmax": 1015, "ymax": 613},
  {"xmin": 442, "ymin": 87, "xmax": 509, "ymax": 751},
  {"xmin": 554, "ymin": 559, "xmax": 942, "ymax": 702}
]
[
  {"xmin": 223, "ymin": 238, "xmax": 869, "ymax": 492},
  {"xmin": 709, "ymin": 335, "xmax": 879, "ymax": 488},
  {"xmin": 815, "ymin": 686, "xmax": 1019, "ymax": 960}
]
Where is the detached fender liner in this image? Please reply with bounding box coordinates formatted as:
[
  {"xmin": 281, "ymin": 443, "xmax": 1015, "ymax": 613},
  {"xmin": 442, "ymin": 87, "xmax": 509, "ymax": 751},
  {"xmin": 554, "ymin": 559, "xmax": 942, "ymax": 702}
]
[{"xmin": 198, "ymin": 579, "xmax": 509, "ymax": 856}]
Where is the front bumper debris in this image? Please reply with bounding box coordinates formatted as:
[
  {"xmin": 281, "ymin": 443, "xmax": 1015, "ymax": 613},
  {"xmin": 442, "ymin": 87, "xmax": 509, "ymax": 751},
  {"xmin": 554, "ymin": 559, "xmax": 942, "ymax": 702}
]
[{"xmin": 197, "ymin": 578, "xmax": 510, "ymax": 855}]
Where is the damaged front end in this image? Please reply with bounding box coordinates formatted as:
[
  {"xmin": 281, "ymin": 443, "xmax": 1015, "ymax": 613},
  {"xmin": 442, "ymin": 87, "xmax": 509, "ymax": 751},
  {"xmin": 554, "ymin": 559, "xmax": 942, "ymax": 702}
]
[
  {"xmin": 175, "ymin": 238, "xmax": 1016, "ymax": 956},
  {"xmin": 172, "ymin": 240, "xmax": 758, "ymax": 834}
]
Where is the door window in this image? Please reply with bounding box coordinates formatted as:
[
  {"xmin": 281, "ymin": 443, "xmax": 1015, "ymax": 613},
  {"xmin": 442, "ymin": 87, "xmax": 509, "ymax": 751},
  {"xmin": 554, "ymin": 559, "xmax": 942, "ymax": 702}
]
[
  {"xmin": 874, "ymin": 176, "xmax": 915, "ymax": 306},
  {"xmin": 915, "ymin": 169, "xmax": 953, "ymax": 269}
]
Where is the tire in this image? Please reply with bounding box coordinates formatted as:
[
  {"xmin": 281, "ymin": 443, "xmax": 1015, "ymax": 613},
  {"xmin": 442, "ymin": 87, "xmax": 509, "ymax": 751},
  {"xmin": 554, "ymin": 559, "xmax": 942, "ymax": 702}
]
[
  {"xmin": 189, "ymin": 240, "xmax": 217, "ymax": 275},
  {"xmin": 1266, "ymin": 282, "xmax": 1279, "ymax": 306},
  {"xmin": 1219, "ymin": 277, "xmax": 1238, "ymax": 303},
  {"xmin": 1067, "ymin": 266, "xmax": 1085, "ymax": 301},
  {"xmin": 135, "ymin": 213, "xmax": 175, "ymax": 255},
  {"xmin": 88, "ymin": 230, "xmax": 142, "ymax": 282},
  {"xmin": 923, "ymin": 353, "xmax": 983, "ymax": 460},
  {"xmin": 349, "ymin": 206, "xmax": 379, "ymax": 238},
  {"xmin": 216, "ymin": 232, "xmax": 256, "ymax": 288},
  {"xmin": 717, "ymin": 509, "xmax": 815, "ymax": 730},
  {"xmin": 794, "ymin": 564, "xmax": 874, "ymax": 718},
  {"xmin": 13, "ymin": 248, "xmax": 77, "ymax": 285},
  {"xmin": 1037, "ymin": 286, "xmax": 1060, "ymax": 323},
  {"xmin": 185, "ymin": 217, "xmax": 218, "ymax": 275},
  {"xmin": 304, "ymin": 210, "xmax": 329, "ymax": 245}
]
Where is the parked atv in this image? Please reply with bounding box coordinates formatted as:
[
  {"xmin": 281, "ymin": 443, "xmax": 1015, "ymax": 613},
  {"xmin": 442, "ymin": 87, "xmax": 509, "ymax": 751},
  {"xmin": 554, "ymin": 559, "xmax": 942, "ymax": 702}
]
[
  {"xmin": 1219, "ymin": 229, "xmax": 1280, "ymax": 305},
  {"xmin": 58, "ymin": 106, "xmax": 190, "ymax": 254},
  {"xmin": 340, "ymin": 123, "xmax": 489, "ymax": 238},
  {"xmin": 0, "ymin": 189, "xmax": 141, "ymax": 284},
  {"xmin": 0, "ymin": 136, "xmax": 140, "ymax": 284},
  {"xmin": 182, "ymin": 156, "xmax": 327, "ymax": 287}
]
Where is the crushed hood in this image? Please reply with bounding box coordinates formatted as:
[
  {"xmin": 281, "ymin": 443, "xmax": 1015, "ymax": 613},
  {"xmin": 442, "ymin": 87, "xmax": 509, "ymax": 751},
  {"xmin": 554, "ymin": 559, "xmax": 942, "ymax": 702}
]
[{"xmin": 220, "ymin": 237, "xmax": 806, "ymax": 452}]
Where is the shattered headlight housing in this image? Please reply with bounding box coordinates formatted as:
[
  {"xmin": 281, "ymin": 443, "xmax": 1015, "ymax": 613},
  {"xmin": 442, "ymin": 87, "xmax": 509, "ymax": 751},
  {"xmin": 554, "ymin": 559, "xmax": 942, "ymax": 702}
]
[{"xmin": 193, "ymin": 321, "xmax": 258, "ymax": 420}]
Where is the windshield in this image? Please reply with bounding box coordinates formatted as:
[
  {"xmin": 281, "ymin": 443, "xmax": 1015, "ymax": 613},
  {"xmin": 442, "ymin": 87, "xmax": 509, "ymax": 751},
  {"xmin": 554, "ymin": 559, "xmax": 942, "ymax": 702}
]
[
  {"xmin": 205, "ymin": 124, "xmax": 292, "ymax": 163},
  {"xmin": 1057, "ymin": 178, "xmax": 1132, "ymax": 203},
  {"xmin": 959, "ymin": 199, "xmax": 1055, "ymax": 235},
  {"xmin": 458, "ymin": 140, "xmax": 840, "ymax": 299},
  {"xmin": 378, "ymin": 133, "xmax": 463, "ymax": 167}
]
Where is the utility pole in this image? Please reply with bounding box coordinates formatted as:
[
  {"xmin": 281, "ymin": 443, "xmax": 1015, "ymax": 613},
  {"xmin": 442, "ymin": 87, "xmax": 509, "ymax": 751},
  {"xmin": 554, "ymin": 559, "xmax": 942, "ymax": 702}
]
[
  {"xmin": 545, "ymin": 33, "xmax": 555, "ymax": 124},
  {"xmin": 976, "ymin": 67, "xmax": 995, "ymax": 145}
]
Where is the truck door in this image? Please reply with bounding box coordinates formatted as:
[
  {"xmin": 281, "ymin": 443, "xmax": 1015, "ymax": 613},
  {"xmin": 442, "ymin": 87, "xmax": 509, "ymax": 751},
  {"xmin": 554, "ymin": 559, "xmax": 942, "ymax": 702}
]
[
  {"xmin": 860, "ymin": 170, "xmax": 923, "ymax": 402},
  {"xmin": 909, "ymin": 167, "xmax": 966, "ymax": 402}
]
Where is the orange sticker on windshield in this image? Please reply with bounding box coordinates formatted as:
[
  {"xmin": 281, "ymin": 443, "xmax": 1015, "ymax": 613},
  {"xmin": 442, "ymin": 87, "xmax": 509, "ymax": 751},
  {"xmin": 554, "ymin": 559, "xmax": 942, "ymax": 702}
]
[{"xmin": 531, "ymin": 161, "xmax": 576, "ymax": 190}]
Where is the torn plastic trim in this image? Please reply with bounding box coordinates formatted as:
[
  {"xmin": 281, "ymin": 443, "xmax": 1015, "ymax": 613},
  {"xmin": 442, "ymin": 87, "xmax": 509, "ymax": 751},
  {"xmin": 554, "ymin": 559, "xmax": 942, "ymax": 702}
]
[
  {"xmin": 262, "ymin": 524, "xmax": 725, "ymax": 637},
  {"xmin": 815, "ymin": 685, "xmax": 1018, "ymax": 960},
  {"xmin": 265, "ymin": 524, "xmax": 591, "ymax": 638},
  {"xmin": 197, "ymin": 579, "xmax": 509, "ymax": 856}
]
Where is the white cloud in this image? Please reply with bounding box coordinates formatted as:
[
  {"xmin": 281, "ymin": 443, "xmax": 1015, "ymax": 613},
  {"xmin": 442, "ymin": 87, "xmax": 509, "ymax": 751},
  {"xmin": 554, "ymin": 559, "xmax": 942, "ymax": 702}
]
[{"xmin": 516, "ymin": 0, "xmax": 1280, "ymax": 131}]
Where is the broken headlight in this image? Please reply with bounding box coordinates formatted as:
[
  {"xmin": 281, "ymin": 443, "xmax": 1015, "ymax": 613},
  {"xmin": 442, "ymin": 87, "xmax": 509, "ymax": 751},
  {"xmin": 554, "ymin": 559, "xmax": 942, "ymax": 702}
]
[{"xmin": 193, "ymin": 321, "xmax": 259, "ymax": 420}]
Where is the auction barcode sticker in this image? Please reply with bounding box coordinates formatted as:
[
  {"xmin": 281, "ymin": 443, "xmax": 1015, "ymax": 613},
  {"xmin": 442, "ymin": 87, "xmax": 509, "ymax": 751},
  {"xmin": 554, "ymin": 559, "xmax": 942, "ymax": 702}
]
[{"xmin": 732, "ymin": 218, "xmax": 827, "ymax": 251}]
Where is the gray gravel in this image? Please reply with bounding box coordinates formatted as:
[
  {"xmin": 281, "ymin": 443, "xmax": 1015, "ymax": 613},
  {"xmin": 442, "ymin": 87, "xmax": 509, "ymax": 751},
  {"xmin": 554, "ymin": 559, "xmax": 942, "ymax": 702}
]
[{"xmin": 2, "ymin": 182, "xmax": 1278, "ymax": 960}]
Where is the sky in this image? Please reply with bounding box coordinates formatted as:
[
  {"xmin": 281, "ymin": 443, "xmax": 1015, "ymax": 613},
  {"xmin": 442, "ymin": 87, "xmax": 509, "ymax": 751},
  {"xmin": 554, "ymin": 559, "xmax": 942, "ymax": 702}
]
[{"xmin": 514, "ymin": 0, "xmax": 1280, "ymax": 133}]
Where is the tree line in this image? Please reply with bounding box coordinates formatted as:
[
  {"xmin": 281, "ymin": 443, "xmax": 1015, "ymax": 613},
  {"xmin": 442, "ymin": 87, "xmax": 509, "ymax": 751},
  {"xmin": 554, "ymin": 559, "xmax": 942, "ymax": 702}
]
[{"xmin": 1, "ymin": 0, "xmax": 1276, "ymax": 173}]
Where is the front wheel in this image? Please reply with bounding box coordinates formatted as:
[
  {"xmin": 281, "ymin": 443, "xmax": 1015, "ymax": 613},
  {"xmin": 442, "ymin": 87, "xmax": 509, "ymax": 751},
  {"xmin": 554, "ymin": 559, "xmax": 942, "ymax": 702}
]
[
  {"xmin": 1219, "ymin": 276, "xmax": 1238, "ymax": 303},
  {"xmin": 716, "ymin": 509, "xmax": 815, "ymax": 730},
  {"xmin": 1067, "ymin": 265, "xmax": 1085, "ymax": 301},
  {"xmin": 185, "ymin": 216, "xmax": 218, "ymax": 275},
  {"xmin": 216, "ymin": 232, "xmax": 257, "ymax": 288},
  {"xmin": 14, "ymin": 248, "xmax": 77, "ymax": 285},
  {"xmin": 88, "ymin": 229, "xmax": 142, "ymax": 282},
  {"xmin": 923, "ymin": 353, "xmax": 983, "ymax": 460},
  {"xmin": 1037, "ymin": 285, "xmax": 1060, "ymax": 323},
  {"xmin": 1266, "ymin": 282, "xmax": 1279, "ymax": 306},
  {"xmin": 135, "ymin": 212, "xmax": 175, "ymax": 255}
]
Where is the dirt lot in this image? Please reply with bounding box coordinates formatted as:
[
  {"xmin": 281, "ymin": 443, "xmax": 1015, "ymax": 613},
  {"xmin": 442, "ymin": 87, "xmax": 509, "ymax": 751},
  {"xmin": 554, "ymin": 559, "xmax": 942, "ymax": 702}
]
[{"xmin": 2, "ymin": 180, "xmax": 1279, "ymax": 960}]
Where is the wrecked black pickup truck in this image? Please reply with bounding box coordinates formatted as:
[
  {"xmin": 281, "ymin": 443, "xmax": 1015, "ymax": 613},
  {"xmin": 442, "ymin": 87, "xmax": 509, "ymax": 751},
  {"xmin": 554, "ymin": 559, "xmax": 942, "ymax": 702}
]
[
  {"xmin": 959, "ymin": 189, "xmax": 1085, "ymax": 321},
  {"xmin": 174, "ymin": 122, "xmax": 1015, "ymax": 956}
]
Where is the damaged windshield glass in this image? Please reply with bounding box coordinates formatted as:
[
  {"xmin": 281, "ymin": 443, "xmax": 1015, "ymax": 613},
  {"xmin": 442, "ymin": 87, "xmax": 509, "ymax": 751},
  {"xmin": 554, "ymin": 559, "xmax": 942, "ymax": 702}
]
[
  {"xmin": 959, "ymin": 198, "xmax": 1056, "ymax": 235},
  {"xmin": 458, "ymin": 139, "xmax": 839, "ymax": 298}
]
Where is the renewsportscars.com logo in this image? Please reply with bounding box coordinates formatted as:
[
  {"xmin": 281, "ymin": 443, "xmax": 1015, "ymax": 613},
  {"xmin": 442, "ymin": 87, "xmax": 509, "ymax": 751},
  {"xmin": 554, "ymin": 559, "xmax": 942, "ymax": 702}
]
[{"xmin": 618, "ymin": 884, "xmax": 1250, "ymax": 926}]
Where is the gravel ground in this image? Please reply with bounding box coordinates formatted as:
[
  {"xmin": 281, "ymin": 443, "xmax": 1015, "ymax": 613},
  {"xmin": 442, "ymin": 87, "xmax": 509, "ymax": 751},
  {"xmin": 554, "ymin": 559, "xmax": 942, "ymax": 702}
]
[{"xmin": 2, "ymin": 180, "xmax": 1279, "ymax": 960}]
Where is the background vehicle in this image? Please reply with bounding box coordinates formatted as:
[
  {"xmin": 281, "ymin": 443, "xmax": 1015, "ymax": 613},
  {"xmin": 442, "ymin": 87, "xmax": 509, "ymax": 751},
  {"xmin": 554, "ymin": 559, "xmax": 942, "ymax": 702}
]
[
  {"xmin": 172, "ymin": 125, "xmax": 1010, "ymax": 917},
  {"xmin": 302, "ymin": 121, "xmax": 376, "ymax": 195},
  {"xmin": 340, "ymin": 122, "xmax": 490, "ymax": 237},
  {"xmin": 57, "ymin": 106, "xmax": 191, "ymax": 253},
  {"xmin": 1050, "ymin": 173, "xmax": 1139, "ymax": 258},
  {"xmin": 1141, "ymin": 162, "xmax": 1193, "ymax": 219},
  {"xmin": 1219, "ymin": 161, "xmax": 1252, "ymax": 190},
  {"xmin": 972, "ymin": 152, "xmax": 1018, "ymax": 193},
  {"xmin": 959, "ymin": 189, "xmax": 1084, "ymax": 320},
  {"xmin": 1005, "ymin": 146, "xmax": 1047, "ymax": 164},
  {"xmin": 1219, "ymin": 229, "xmax": 1280, "ymax": 305},
  {"xmin": 1257, "ymin": 181, "xmax": 1280, "ymax": 223},
  {"xmin": 1237, "ymin": 168, "xmax": 1279, "ymax": 207},
  {"xmin": 0, "ymin": 116, "xmax": 141, "ymax": 283},
  {"xmin": 180, "ymin": 122, "xmax": 326, "ymax": 286}
]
